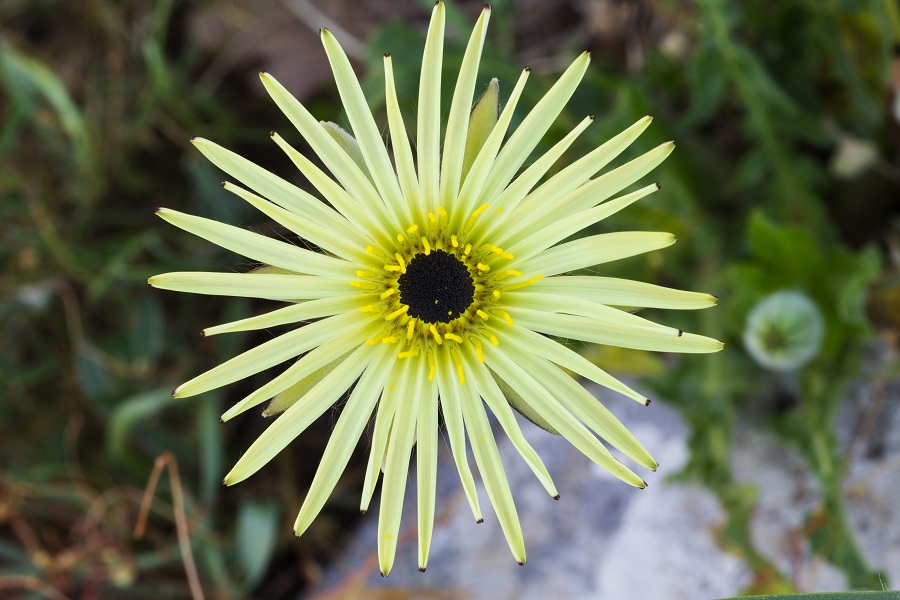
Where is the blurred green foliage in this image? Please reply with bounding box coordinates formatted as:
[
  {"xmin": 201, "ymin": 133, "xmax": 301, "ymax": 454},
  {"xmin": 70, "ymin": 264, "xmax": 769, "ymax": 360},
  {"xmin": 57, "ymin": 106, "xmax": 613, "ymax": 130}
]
[{"xmin": 1, "ymin": 0, "xmax": 898, "ymax": 597}]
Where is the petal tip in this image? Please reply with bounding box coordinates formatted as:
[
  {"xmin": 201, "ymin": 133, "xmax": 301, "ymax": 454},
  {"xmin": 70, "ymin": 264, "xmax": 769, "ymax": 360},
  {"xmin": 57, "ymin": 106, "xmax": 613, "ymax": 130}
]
[{"xmin": 418, "ymin": 566, "xmax": 427, "ymax": 572}]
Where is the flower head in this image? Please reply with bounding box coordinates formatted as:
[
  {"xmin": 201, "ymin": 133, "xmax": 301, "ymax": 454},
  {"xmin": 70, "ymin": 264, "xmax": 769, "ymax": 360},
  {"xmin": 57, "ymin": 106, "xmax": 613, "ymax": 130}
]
[{"xmin": 150, "ymin": 3, "xmax": 722, "ymax": 575}]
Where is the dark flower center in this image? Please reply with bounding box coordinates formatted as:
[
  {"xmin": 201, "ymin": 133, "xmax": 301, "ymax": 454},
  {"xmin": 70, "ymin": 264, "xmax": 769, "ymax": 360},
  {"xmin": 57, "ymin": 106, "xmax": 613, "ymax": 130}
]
[{"xmin": 398, "ymin": 250, "xmax": 475, "ymax": 324}]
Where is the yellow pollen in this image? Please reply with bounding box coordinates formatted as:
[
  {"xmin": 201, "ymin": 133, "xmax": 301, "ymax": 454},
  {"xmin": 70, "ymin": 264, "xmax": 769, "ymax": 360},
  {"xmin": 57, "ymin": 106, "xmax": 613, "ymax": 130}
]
[
  {"xmin": 385, "ymin": 305, "xmax": 409, "ymax": 321},
  {"xmin": 463, "ymin": 244, "xmax": 472, "ymax": 256},
  {"xmin": 366, "ymin": 246, "xmax": 375, "ymax": 254},
  {"xmin": 486, "ymin": 245, "xmax": 513, "ymax": 259},
  {"xmin": 505, "ymin": 269, "xmax": 522, "ymax": 277},
  {"xmin": 476, "ymin": 263, "xmax": 490, "ymax": 272},
  {"xmin": 423, "ymin": 238, "xmax": 432, "ymax": 255},
  {"xmin": 428, "ymin": 212, "xmax": 437, "ymax": 223},
  {"xmin": 384, "ymin": 264, "xmax": 401, "ymax": 272},
  {"xmin": 429, "ymin": 325, "xmax": 443, "ymax": 345},
  {"xmin": 399, "ymin": 348, "xmax": 420, "ymax": 359},
  {"xmin": 380, "ymin": 288, "xmax": 396, "ymax": 299},
  {"xmin": 470, "ymin": 203, "xmax": 488, "ymax": 220},
  {"xmin": 451, "ymin": 235, "xmax": 459, "ymax": 248},
  {"xmin": 394, "ymin": 253, "xmax": 406, "ymax": 273},
  {"xmin": 488, "ymin": 333, "xmax": 499, "ymax": 346},
  {"xmin": 496, "ymin": 310, "xmax": 514, "ymax": 326},
  {"xmin": 428, "ymin": 360, "xmax": 436, "ymax": 381},
  {"xmin": 476, "ymin": 309, "xmax": 489, "ymax": 320},
  {"xmin": 360, "ymin": 304, "xmax": 379, "ymax": 313},
  {"xmin": 350, "ymin": 280, "xmax": 376, "ymax": 290},
  {"xmin": 381, "ymin": 336, "xmax": 398, "ymax": 344},
  {"xmin": 475, "ymin": 340, "xmax": 484, "ymax": 362},
  {"xmin": 505, "ymin": 273, "xmax": 543, "ymax": 291},
  {"xmin": 444, "ymin": 332, "xmax": 463, "ymax": 343},
  {"xmin": 356, "ymin": 270, "xmax": 374, "ymax": 278},
  {"xmin": 396, "ymin": 233, "xmax": 404, "ymax": 243},
  {"xmin": 406, "ymin": 319, "xmax": 416, "ymax": 341},
  {"xmin": 493, "ymin": 290, "xmax": 501, "ymax": 299},
  {"xmin": 406, "ymin": 224, "xmax": 419, "ymax": 234},
  {"xmin": 452, "ymin": 352, "xmax": 465, "ymax": 384},
  {"xmin": 438, "ymin": 206, "xmax": 448, "ymax": 221},
  {"xmin": 366, "ymin": 338, "xmax": 378, "ymax": 346}
]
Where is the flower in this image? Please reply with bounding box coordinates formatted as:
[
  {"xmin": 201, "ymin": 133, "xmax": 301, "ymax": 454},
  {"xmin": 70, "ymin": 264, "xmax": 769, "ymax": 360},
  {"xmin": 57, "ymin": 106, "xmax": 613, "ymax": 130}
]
[{"xmin": 150, "ymin": 3, "xmax": 722, "ymax": 575}]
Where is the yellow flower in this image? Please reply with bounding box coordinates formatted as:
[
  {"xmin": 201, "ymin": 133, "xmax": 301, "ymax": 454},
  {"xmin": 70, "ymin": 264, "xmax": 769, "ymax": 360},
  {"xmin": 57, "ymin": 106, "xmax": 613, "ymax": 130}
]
[{"xmin": 150, "ymin": 3, "xmax": 722, "ymax": 575}]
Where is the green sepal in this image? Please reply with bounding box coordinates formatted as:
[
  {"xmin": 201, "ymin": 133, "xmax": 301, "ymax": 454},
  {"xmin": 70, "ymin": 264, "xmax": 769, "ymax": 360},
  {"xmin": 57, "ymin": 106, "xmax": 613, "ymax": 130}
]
[{"xmin": 462, "ymin": 78, "xmax": 499, "ymax": 180}]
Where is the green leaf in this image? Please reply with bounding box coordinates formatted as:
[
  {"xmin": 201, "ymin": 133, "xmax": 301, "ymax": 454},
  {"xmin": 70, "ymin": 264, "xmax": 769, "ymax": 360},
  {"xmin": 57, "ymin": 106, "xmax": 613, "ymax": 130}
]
[{"xmin": 234, "ymin": 501, "xmax": 280, "ymax": 591}]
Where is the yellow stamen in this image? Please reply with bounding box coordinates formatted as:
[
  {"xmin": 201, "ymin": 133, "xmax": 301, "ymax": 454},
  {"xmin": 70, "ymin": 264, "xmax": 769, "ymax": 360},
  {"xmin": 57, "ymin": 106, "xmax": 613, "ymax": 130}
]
[
  {"xmin": 422, "ymin": 238, "xmax": 431, "ymax": 255},
  {"xmin": 394, "ymin": 253, "xmax": 406, "ymax": 273},
  {"xmin": 428, "ymin": 212, "xmax": 437, "ymax": 223},
  {"xmin": 396, "ymin": 233, "xmax": 404, "ymax": 243},
  {"xmin": 505, "ymin": 269, "xmax": 522, "ymax": 277},
  {"xmin": 476, "ymin": 310, "xmax": 489, "ymax": 320},
  {"xmin": 451, "ymin": 350, "xmax": 465, "ymax": 384},
  {"xmin": 360, "ymin": 304, "xmax": 379, "ymax": 313},
  {"xmin": 476, "ymin": 263, "xmax": 490, "ymax": 272},
  {"xmin": 492, "ymin": 290, "xmax": 501, "ymax": 299},
  {"xmin": 381, "ymin": 336, "xmax": 398, "ymax": 344},
  {"xmin": 428, "ymin": 359, "xmax": 436, "ymax": 381},
  {"xmin": 475, "ymin": 340, "xmax": 484, "ymax": 362},
  {"xmin": 366, "ymin": 246, "xmax": 375, "ymax": 254},
  {"xmin": 350, "ymin": 281, "xmax": 376, "ymax": 290},
  {"xmin": 429, "ymin": 324, "xmax": 443, "ymax": 345},
  {"xmin": 438, "ymin": 206, "xmax": 448, "ymax": 221},
  {"xmin": 504, "ymin": 273, "xmax": 543, "ymax": 291},
  {"xmin": 356, "ymin": 270, "xmax": 374, "ymax": 278},
  {"xmin": 366, "ymin": 338, "xmax": 378, "ymax": 346},
  {"xmin": 488, "ymin": 333, "xmax": 499, "ymax": 346},
  {"xmin": 463, "ymin": 244, "xmax": 472, "ymax": 256},
  {"xmin": 380, "ymin": 288, "xmax": 396, "ymax": 299},
  {"xmin": 451, "ymin": 235, "xmax": 459, "ymax": 248},
  {"xmin": 486, "ymin": 245, "xmax": 513, "ymax": 260},
  {"xmin": 385, "ymin": 305, "xmax": 409, "ymax": 321},
  {"xmin": 406, "ymin": 319, "xmax": 416, "ymax": 341},
  {"xmin": 496, "ymin": 310, "xmax": 514, "ymax": 326},
  {"xmin": 406, "ymin": 224, "xmax": 419, "ymax": 234},
  {"xmin": 399, "ymin": 348, "xmax": 420, "ymax": 359},
  {"xmin": 444, "ymin": 332, "xmax": 462, "ymax": 343},
  {"xmin": 384, "ymin": 264, "xmax": 401, "ymax": 272}
]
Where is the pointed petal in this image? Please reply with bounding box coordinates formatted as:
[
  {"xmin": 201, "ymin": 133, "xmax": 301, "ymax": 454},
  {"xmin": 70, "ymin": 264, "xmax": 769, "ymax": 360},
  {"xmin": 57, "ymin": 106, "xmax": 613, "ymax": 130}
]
[
  {"xmin": 173, "ymin": 311, "xmax": 374, "ymax": 399},
  {"xmin": 472, "ymin": 115, "xmax": 594, "ymax": 243},
  {"xmin": 259, "ymin": 72, "xmax": 388, "ymax": 222},
  {"xmin": 377, "ymin": 355, "xmax": 422, "ymax": 576},
  {"xmin": 149, "ymin": 272, "xmax": 354, "ymax": 300},
  {"xmin": 445, "ymin": 350, "xmax": 526, "ymax": 564},
  {"xmin": 439, "ymin": 5, "xmax": 490, "ymax": 205},
  {"xmin": 221, "ymin": 181, "xmax": 369, "ymax": 263},
  {"xmin": 512, "ymin": 231, "xmax": 676, "ymax": 277},
  {"xmin": 493, "ymin": 338, "xmax": 657, "ymax": 470},
  {"xmin": 293, "ymin": 345, "xmax": 397, "ymax": 536},
  {"xmin": 506, "ymin": 292, "xmax": 679, "ymax": 334},
  {"xmin": 361, "ymin": 360, "xmax": 403, "ymax": 511},
  {"xmin": 270, "ymin": 132, "xmax": 392, "ymax": 246},
  {"xmin": 221, "ymin": 320, "xmax": 380, "ymax": 420},
  {"xmin": 477, "ymin": 52, "xmax": 590, "ymax": 207},
  {"xmin": 523, "ymin": 275, "xmax": 718, "ymax": 311},
  {"xmin": 156, "ymin": 208, "xmax": 354, "ymax": 278},
  {"xmin": 508, "ymin": 306, "xmax": 725, "ymax": 353},
  {"xmin": 416, "ymin": 373, "xmax": 439, "ymax": 571},
  {"xmin": 417, "ymin": 2, "xmax": 445, "ymax": 214},
  {"xmin": 383, "ymin": 54, "xmax": 419, "ymax": 222},
  {"xmin": 500, "ymin": 324, "xmax": 648, "ymax": 405},
  {"xmin": 454, "ymin": 68, "xmax": 530, "ymax": 229},
  {"xmin": 465, "ymin": 347, "xmax": 558, "ymax": 497},
  {"xmin": 223, "ymin": 344, "xmax": 374, "ymax": 485},
  {"xmin": 321, "ymin": 30, "xmax": 405, "ymax": 227},
  {"xmin": 484, "ymin": 347, "xmax": 646, "ymax": 488},
  {"xmin": 203, "ymin": 295, "xmax": 367, "ymax": 336},
  {"xmin": 506, "ymin": 183, "xmax": 660, "ymax": 262},
  {"xmin": 435, "ymin": 349, "xmax": 483, "ymax": 522}
]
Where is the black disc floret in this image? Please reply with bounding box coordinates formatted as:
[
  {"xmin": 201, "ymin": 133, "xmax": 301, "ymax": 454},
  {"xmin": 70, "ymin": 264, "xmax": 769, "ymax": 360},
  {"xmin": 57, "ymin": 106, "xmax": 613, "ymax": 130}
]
[{"xmin": 397, "ymin": 250, "xmax": 475, "ymax": 324}]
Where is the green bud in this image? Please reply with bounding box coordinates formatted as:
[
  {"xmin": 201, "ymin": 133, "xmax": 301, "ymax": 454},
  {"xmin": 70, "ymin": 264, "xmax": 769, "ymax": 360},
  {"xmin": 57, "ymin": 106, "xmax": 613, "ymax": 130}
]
[
  {"xmin": 321, "ymin": 121, "xmax": 372, "ymax": 181},
  {"xmin": 743, "ymin": 290, "xmax": 824, "ymax": 371},
  {"xmin": 462, "ymin": 78, "xmax": 500, "ymax": 180}
]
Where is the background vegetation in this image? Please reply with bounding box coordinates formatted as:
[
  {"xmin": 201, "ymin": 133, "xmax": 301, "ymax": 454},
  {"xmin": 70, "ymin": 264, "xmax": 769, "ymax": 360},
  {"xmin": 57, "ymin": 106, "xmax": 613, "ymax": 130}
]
[{"xmin": 1, "ymin": 0, "xmax": 898, "ymax": 598}]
